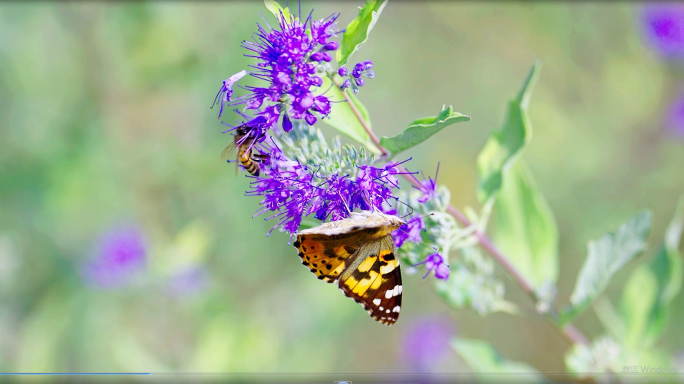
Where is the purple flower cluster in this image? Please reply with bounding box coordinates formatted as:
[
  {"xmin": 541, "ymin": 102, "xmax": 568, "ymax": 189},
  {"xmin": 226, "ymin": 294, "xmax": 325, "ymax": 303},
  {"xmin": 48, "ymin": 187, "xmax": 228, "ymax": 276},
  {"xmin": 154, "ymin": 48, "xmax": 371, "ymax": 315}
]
[
  {"xmin": 639, "ymin": 4, "xmax": 684, "ymax": 59},
  {"xmin": 81, "ymin": 225, "xmax": 147, "ymax": 289},
  {"xmin": 247, "ymin": 144, "xmax": 406, "ymax": 238},
  {"xmin": 214, "ymin": 9, "xmax": 345, "ymax": 133},
  {"xmin": 386, "ymin": 165, "xmax": 450, "ymax": 280},
  {"xmin": 338, "ymin": 61, "xmax": 376, "ymax": 94}
]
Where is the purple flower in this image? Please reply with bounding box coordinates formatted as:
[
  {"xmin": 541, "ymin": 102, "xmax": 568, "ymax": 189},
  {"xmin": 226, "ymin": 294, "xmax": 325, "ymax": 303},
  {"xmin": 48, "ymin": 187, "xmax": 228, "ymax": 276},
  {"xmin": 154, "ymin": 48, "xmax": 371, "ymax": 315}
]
[
  {"xmin": 639, "ymin": 4, "xmax": 684, "ymax": 59},
  {"xmin": 340, "ymin": 79, "xmax": 352, "ymax": 91},
  {"xmin": 665, "ymin": 91, "xmax": 684, "ymax": 137},
  {"xmin": 247, "ymin": 142, "xmax": 409, "ymax": 239},
  {"xmin": 388, "ymin": 164, "xmax": 440, "ymax": 247},
  {"xmin": 418, "ymin": 163, "xmax": 439, "ymax": 203},
  {"xmin": 81, "ymin": 225, "xmax": 147, "ymax": 289},
  {"xmin": 211, "ymin": 70, "xmax": 247, "ymax": 119},
  {"xmin": 391, "ymin": 214, "xmax": 425, "ymax": 248},
  {"xmin": 166, "ymin": 266, "xmax": 208, "ymax": 298},
  {"xmin": 282, "ymin": 114, "xmax": 293, "ymax": 132},
  {"xmin": 400, "ymin": 316, "xmax": 456, "ymax": 372},
  {"xmin": 311, "ymin": 13, "xmax": 340, "ymax": 45},
  {"xmin": 312, "ymin": 95, "xmax": 331, "ymax": 115},
  {"xmin": 413, "ymin": 253, "xmax": 450, "ymax": 280}
]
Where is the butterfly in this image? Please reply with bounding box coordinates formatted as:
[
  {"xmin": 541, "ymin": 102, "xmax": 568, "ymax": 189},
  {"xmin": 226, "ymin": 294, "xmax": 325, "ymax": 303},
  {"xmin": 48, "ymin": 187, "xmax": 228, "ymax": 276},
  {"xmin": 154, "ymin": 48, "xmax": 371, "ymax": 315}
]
[{"xmin": 293, "ymin": 211, "xmax": 406, "ymax": 325}]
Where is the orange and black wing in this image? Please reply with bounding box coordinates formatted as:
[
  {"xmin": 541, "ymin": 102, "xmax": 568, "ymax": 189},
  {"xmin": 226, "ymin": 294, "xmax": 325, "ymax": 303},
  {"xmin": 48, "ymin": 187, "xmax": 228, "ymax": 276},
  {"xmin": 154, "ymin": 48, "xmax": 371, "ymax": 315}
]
[
  {"xmin": 338, "ymin": 235, "xmax": 402, "ymax": 326},
  {"xmin": 293, "ymin": 233, "xmax": 363, "ymax": 283}
]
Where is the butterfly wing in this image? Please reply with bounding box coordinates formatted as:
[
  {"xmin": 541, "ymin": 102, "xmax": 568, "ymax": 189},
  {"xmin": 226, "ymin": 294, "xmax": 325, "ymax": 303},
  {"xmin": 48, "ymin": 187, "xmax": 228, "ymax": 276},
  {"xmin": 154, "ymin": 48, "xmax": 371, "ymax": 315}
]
[
  {"xmin": 294, "ymin": 213, "xmax": 404, "ymax": 325},
  {"xmin": 296, "ymin": 211, "xmax": 395, "ymax": 237},
  {"xmin": 338, "ymin": 234, "xmax": 402, "ymax": 325},
  {"xmin": 293, "ymin": 232, "xmax": 365, "ymax": 283}
]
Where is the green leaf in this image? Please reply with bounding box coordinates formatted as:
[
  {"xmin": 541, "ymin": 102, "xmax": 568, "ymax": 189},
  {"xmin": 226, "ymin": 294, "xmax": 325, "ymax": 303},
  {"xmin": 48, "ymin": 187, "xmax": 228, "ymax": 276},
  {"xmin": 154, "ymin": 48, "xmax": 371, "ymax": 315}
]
[
  {"xmin": 452, "ymin": 338, "xmax": 544, "ymax": 383},
  {"xmin": 476, "ymin": 62, "xmax": 542, "ymax": 207},
  {"xmin": 662, "ymin": 195, "xmax": 684, "ymax": 302},
  {"xmin": 317, "ymin": 76, "xmax": 379, "ymax": 153},
  {"xmin": 264, "ymin": 0, "xmax": 291, "ymax": 21},
  {"xmin": 493, "ymin": 161, "xmax": 559, "ymax": 289},
  {"xmin": 378, "ymin": 105, "xmax": 471, "ymax": 156},
  {"xmin": 16, "ymin": 289, "xmax": 82, "ymax": 371},
  {"xmin": 336, "ymin": 0, "xmax": 387, "ymax": 66},
  {"xmin": 561, "ymin": 211, "xmax": 653, "ymax": 325},
  {"xmin": 620, "ymin": 195, "xmax": 684, "ymax": 349},
  {"xmin": 592, "ymin": 296, "xmax": 626, "ymax": 341},
  {"xmin": 620, "ymin": 266, "xmax": 659, "ymax": 350}
]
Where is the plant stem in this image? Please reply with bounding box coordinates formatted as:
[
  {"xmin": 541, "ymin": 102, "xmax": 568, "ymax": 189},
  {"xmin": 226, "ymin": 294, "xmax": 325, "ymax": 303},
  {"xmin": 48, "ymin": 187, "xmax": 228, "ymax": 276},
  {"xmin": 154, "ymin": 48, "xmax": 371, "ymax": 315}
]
[
  {"xmin": 334, "ymin": 78, "xmax": 589, "ymax": 346},
  {"xmin": 332, "ymin": 77, "xmax": 388, "ymax": 158}
]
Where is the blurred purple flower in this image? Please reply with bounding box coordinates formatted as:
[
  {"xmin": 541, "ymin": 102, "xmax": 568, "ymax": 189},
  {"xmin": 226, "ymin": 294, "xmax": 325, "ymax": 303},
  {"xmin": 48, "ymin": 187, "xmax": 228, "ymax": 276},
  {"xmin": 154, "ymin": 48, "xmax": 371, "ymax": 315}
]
[
  {"xmin": 400, "ymin": 316, "xmax": 456, "ymax": 372},
  {"xmin": 166, "ymin": 266, "xmax": 208, "ymax": 298},
  {"xmin": 665, "ymin": 92, "xmax": 684, "ymax": 137},
  {"xmin": 639, "ymin": 4, "xmax": 684, "ymax": 59},
  {"xmin": 81, "ymin": 225, "xmax": 147, "ymax": 289}
]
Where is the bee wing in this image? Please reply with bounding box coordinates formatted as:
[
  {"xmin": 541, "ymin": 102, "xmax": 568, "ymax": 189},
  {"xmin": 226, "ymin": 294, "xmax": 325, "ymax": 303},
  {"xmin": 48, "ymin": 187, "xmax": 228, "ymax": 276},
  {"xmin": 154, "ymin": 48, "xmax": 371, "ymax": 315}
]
[
  {"xmin": 220, "ymin": 142, "xmax": 237, "ymax": 162},
  {"xmin": 220, "ymin": 142, "xmax": 241, "ymax": 176}
]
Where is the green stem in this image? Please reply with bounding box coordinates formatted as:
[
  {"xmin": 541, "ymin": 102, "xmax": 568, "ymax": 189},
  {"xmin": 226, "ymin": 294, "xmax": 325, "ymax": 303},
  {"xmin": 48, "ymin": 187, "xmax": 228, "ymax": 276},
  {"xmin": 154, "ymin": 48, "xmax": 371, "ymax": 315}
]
[{"xmin": 334, "ymin": 77, "xmax": 588, "ymax": 346}]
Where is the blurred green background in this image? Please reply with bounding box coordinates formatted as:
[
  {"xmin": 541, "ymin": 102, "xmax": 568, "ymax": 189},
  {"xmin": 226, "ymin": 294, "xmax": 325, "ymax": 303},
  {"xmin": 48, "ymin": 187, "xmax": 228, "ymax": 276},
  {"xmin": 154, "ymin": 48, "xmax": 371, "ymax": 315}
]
[{"xmin": 0, "ymin": 0, "xmax": 683, "ymax": 375}]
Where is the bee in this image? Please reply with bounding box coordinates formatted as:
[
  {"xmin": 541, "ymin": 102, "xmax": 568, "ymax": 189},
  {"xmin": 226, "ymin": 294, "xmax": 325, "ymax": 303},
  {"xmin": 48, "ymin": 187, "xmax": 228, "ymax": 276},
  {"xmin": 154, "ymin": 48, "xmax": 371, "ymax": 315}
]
[{"xmin": 221, "ymin": 125, "xmax": 269, "ymax": 176}]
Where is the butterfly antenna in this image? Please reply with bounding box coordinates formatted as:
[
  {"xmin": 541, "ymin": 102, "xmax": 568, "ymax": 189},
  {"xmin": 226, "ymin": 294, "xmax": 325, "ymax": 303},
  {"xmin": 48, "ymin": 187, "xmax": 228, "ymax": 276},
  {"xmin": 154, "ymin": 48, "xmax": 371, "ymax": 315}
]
[
  {"xmin": 405, "ymin": 212, "xmax": 435, "ymax": 226},
  {"xmin": 395, "ymin": 198, "xmax": 414, "ymax": 219}
]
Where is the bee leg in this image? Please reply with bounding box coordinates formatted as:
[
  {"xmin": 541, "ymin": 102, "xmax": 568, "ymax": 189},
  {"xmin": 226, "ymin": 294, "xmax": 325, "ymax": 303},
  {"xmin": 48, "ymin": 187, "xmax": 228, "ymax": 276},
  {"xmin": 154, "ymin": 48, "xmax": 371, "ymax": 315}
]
[{"xmin": 252, "ymin": 154, "xmax": 270, "ymax": 163}]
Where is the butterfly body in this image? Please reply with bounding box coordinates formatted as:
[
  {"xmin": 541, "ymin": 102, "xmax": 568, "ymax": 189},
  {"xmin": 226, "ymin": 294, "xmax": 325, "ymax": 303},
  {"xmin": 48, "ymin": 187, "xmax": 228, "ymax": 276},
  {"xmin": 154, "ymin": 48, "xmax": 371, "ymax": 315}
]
[
  {"xmin": 222, "ymin": 125, "xmax": 268, "ymax": 176},
  {"xmin": 294, "ymin": 211, "xmax": 405, "ymax": 325}
]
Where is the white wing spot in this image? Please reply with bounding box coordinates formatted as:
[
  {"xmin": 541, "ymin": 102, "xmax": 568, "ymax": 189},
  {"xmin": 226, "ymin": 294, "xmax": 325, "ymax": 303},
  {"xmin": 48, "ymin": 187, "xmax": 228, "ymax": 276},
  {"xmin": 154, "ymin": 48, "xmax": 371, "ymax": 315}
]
[
  {"xmin": 373, "ymin": 298, "xmax": 381, "ymax": 306},
  {"xmin": 379, "ymin": 306, "xmax": 384, "ymax": 311},
  {"xmin": 393, "ymin": 306, "xmax": 401, "ymax": 313},
  {"xmin": 386, "ymin": 309, "xmax": 390, "ymax": 313},
  {"xmin": 385, "ymin": 289, "xmax": 393, "ymax": 299},
  {"xmin": 392, "ymin": 285, "xmax": 400, "ymax": 297}
]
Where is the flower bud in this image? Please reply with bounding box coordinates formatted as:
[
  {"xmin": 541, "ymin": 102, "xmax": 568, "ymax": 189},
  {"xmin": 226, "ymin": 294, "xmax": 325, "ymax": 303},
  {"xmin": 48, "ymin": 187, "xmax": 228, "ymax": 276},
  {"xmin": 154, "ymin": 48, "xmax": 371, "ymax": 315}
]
[{"xmin": 323, "ymin": 41, "xmax": 339, "ymax": 51}]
